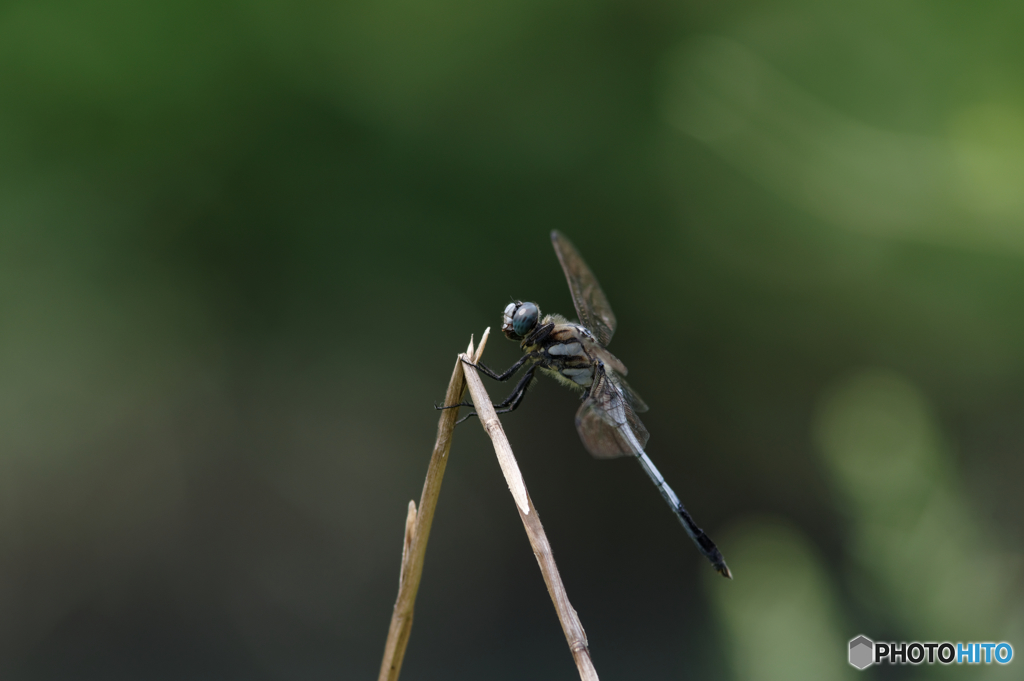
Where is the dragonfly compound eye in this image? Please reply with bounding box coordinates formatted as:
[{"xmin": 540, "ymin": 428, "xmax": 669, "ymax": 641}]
[{"xmin": 512, "ymin": 302, "xmax": 540, "ymax": 338}]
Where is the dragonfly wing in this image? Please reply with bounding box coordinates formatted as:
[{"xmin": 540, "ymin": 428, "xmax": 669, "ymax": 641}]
[
  {"xmin": 623, "ymin": 388, "xmax": 651, "ymax": 445},
  {"xmin": 551, "ymin": 230, "xmax": 617, "ymax": 346},
  {"xmin": 574, "ymin": 364, "xmax": 650, "ymax": 459},
  {"xmin": 589, "ymin": 342, "xmax": 629, "ymax": 376},
  {"xmin": 617, "ymin": 375, "xmax": 649, "ymax": 413},
  {"xmin": 588, "ymin": 342, "xmax": 648, "ymax": 411}
]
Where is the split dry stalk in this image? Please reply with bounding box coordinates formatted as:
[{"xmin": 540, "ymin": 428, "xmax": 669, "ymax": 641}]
[
  {"xmin": 377, "ymin": 330, "xmax": 490, "ymax": 681},
  {"xmin": 461, "ymin": 352, "xmax": 599, "ymax": 681},
  {"xmin": 378, "ymin": 330, "xmax": 599, "ymax": 681}
]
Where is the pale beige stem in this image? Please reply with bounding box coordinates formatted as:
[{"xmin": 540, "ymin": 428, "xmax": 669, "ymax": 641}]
[
  {"xmin": 377, "ymin": 330, "xmax": 490, "ymax": 681},
  {"xmin": 461, "ymin": 353, "xmax": 600, "ymax": 681}
]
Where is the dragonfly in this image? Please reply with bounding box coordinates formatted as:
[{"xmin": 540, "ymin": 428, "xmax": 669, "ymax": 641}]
[{"xmin": 445, "ymin": 230, "xmax": 731, "ymax": 578}]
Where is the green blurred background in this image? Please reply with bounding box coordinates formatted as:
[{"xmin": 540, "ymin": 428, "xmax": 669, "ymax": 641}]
[{"xmin": 1, "ymin": 1, "xmax": 1022, "ymax": 679}]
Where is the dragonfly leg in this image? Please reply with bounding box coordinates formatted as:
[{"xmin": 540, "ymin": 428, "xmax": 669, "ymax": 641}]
[
  {"xmin": 439, "ymin": 345, "xmax": 545, "ymax": 422},
  {"xmin": 438, "ymin": 366, "xmax": 539, "ymax": 425},
  {"xmin": 435, "ymin": 357, "xmax": 531, "ymax": 412},
  {"xmin": 492, "ymin": 366, "xmax": 537, "ymax": 414},
  {"xmin": 458, "ymin": 323, "xmax": 550, "ymax": 382},
  {"xmin": 436, "ymin": 359, "xmax": 539, "ymax": 421},
  {"xmin": 454, "ymin": 410, "xmax": 479, "ymax": 425},
  {"xmin": 433, "ymin": 400, "xmax": 483, "ymax": 425},
  {"xmin": 434, "ymin": 400, "xmax": 472, "ymax": 410},
  {"xmin": 461, "ymin": 352, "xmax": 541, "ymax": 382},
  {"xmin": 522, "ymin": 322, "xmax": 553, "ymax": 346}
]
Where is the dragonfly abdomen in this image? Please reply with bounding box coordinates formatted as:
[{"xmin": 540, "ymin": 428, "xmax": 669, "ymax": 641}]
[{"xmin": 636, "ymin": 452, "xmax": 733, "ymax": 578}]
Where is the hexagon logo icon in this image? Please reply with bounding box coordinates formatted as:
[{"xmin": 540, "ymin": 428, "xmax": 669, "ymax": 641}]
[{"xmin": 849, "ymin": 635, "xmax": 874, "ymax": 669}]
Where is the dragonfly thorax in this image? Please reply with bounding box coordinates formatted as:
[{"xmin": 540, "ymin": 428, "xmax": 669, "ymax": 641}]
[{"xmin": 502, "ymin": 301, "xmax": 540, "ymax": 341}]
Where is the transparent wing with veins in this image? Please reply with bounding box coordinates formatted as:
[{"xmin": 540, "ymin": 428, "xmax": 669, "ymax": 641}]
[
  {"xmin": 551, "ymin": 230, "xmax": 617, "ymax": 347},
  {"xmin": 575, "ymin": 364, "xmax": 650, "ymax": 459}
]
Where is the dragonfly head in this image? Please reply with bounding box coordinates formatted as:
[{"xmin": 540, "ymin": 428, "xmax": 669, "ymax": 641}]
[{"xmin": 502, "ymin": 301, "xmax": 540, "ymax": 341}]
